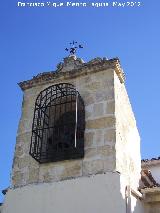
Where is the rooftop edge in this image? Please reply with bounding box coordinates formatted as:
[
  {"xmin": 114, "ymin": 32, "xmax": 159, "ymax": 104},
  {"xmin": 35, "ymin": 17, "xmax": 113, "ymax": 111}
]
[{"xmin": 18, "ymin": 57, "xmax": 125, "ymax": 91}]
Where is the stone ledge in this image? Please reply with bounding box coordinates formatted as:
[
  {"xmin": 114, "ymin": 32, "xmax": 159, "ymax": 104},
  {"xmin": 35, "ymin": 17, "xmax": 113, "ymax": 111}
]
[
  {"xmin": 11, "ymin": 170, "xmax": 120, "ymax": 190},
  {"xmin": 18, "ymin": 57, "xmax": 125, "ymax": 91},
  {"xmin": 141, "ymin": 187, "xmax": 160, "ymax": 203}
]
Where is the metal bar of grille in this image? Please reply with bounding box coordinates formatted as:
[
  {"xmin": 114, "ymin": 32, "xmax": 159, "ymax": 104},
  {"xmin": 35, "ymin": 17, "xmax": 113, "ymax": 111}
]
[{"xmin": 30, "ymin": 83, "xmax": 85, "ymax": 163}]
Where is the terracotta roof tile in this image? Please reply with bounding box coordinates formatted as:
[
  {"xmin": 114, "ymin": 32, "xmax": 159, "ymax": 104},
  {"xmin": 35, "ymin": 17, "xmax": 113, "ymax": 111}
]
[{"xmin": 140, "ymin": 169, "xmax": 160, "ymax": 189}]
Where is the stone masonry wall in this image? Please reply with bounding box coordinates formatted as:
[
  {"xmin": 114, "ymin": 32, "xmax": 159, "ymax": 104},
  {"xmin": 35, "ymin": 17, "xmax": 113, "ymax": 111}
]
[
  {"xmin": 12, "ymin": 68, "xmax": 117, "ymax": 187},
  {"xmin": 145, "ymin": 203, "xmax": 160, "ymax": 213}
]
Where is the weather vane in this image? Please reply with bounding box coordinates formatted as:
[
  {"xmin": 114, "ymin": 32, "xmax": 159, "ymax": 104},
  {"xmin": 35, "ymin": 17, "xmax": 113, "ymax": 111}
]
[{"xmin": 65, "ymin": 41, "xmax": 83, "ymax": 56}]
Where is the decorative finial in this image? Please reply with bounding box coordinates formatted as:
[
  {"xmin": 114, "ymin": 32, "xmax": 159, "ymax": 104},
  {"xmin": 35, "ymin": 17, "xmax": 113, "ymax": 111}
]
[{"xmin": 65, "ymin": 41, "xmax": 83, "ymax": 56}]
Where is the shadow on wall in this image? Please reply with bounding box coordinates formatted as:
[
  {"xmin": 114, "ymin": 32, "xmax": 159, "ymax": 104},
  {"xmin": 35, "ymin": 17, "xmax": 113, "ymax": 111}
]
[
  {"xmin": 131, "ymin": 193, "xmax": 144, "ymax": 213},
  {"xmin": 0, "ymin": 204, "xmax": 2, "ymax": 213},
  {"xmin": 122, "ymin": 180, "xmax": 144, "ymax": 213}
]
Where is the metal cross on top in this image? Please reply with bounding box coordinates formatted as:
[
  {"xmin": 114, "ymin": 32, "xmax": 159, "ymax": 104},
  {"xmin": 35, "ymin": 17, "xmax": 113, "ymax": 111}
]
[{"xmin": 65, "ymin": 41, "xmax": 83, "ymax": 56}]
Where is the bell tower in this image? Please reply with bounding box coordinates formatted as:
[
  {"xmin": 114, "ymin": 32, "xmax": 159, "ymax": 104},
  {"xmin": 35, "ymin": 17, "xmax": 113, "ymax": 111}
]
[{"xmin": 2, "ymin": 53, "xmax": 141, "ymax": 213}]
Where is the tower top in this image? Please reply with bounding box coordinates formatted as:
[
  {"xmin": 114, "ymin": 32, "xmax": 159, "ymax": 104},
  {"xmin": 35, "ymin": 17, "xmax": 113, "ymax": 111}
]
[{"xmin": 18, "ymin": 57, "xmax": 125, "ymax": 91}]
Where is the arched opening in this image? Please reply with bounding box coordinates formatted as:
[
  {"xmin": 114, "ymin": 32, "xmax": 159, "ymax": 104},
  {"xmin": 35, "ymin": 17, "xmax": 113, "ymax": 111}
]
[{"xmin": 30, "ymin": 83, "xmax": 85, "ymax": 163}]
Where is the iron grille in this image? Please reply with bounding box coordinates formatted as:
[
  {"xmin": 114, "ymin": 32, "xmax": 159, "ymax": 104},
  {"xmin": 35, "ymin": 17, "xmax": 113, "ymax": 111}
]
[{"xmin": 30, "ymin": 83, "xmax": 85, "ymax": 163}]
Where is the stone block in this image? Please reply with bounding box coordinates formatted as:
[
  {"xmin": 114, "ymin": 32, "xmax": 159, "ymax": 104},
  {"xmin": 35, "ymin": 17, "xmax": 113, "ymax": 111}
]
[
  {"xmin": 14, "ymin": 145, "xmax": 23, "ymax": 158},
  {"xmin": 104, "ymin": 129, "xmax": 116, "ymax": 144},
  {"xmin": 93, "ymin": 103, "xmax": 104, "ymax": 117},
  {"xmin": 56, "ymin": 160, "xmax": 82, "ymax": 180},
  {"xmin": 78, "ymin": 76, "xmax": 92, "ymax": 86},
  {"xmin": 43, "ymin": 171, "xmax": 53, "ymax": 182},
  {"xmin": 16, "ymin": 132, "xmax": 31, "ymax": 153},
  {"xmin": 95, "ymin": 89, "xmax": 114, "ymax": 102},
  {"xmin": 24, "ymin": 87, "xmax": 42, "ymax": 99},
  {"xmin": 84, "ymin": 131, "xmax": 95, "ymax": 148},
  {"xmin": 12, "ymin": 171, "xmax": 24, "ymax": 187},
  {"xmin": 22, "ymin": 104, "xmax": 35, "ymax": 122},
  {"xmin": 39, "ymin": 163, "xmax": 57, "ymax": 183},
  {"xmin": 83, "ymin": 159, "xmax": 104, "ymax": 176},
  {"xmin": 92, "ymin": 68, "xmax": 114, "ymax": 82},
  {"xmin": 17, "ymin": 156, "xmax": 30, "ymax": 169},
  {"xmin": 28, "ymin": 167, "xmax": 39, "ymax": 183},
  {"xmin": 106, "ymin": 100, "xmax": 115, "ymax": 114},
  {"xmin": 86, "ymin": 116, "xmax": 115, "ymax": 129},
  {"xmin": 83, "ymin": 93, "xmax": 95, "ymax": 106},
  {"xmin": 18, "ymin": 118, "xmax": 33, "ymax": 134},
  {"xmin": 86, "ymin": 82, "xmax": 102, "ymax": 91},
  {"xmin": 97, "ymin": 145, "xmax": 115, "ymax": 159},
  {"xmin": 84, "ymin": 148, "xmax": 98, "ymax": 161},
  {"xmin": 28, "ymin": 156, "xmax": 40, "ymax": 168},
  {"xmin": 103, "ymin": 157, "xmax": 116, "ymax": 172},
  {"xmin": 85, "ymin": 104, "xmax": 93, "ymax": 119},
  {"xmin": 12, "ymin": 156, "xmax": 19, "ymax": 171},
  {"xmin": 95, "ymin": 129, "xmax": 104, "ymax": 146}
]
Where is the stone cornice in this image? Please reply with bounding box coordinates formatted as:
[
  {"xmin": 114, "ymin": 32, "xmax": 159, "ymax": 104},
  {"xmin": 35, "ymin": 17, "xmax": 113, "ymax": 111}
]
[
  {"xmin": 141, "ymin": 187, "xmax": 160, "ymax": 194},
  {"xmin": 18, "ymin": 57, "xmax": 125, "ymax": 91},
  {"xmin": 141, "ymin": 187, "xmax": 160, "ymax": 203}
]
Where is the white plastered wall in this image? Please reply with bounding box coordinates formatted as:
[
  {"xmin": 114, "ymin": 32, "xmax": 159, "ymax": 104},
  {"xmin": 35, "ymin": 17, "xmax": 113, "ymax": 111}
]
[
  {"xmin": 2, "ymin": 172, "xmax": 144, "ymax": 213},
  {"xmin": 3, "ymin": 173, "xmax": 126, "ymax": 213},
  {"xmin": 114, "ymin": 71, "xmax": 141, "ymax": 189}
]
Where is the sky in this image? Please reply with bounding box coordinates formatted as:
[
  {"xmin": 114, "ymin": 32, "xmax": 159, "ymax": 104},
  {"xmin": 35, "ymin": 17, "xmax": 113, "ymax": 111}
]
[{"xmin": 0, "ymin": 0, "xmax": 160, "ymax": 203}]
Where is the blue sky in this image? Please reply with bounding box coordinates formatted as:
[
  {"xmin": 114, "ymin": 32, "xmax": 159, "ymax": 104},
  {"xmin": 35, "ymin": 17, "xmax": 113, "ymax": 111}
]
[{"xmin": 0, "ymin": 0, "xmax": 160, "ymax": 202}]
